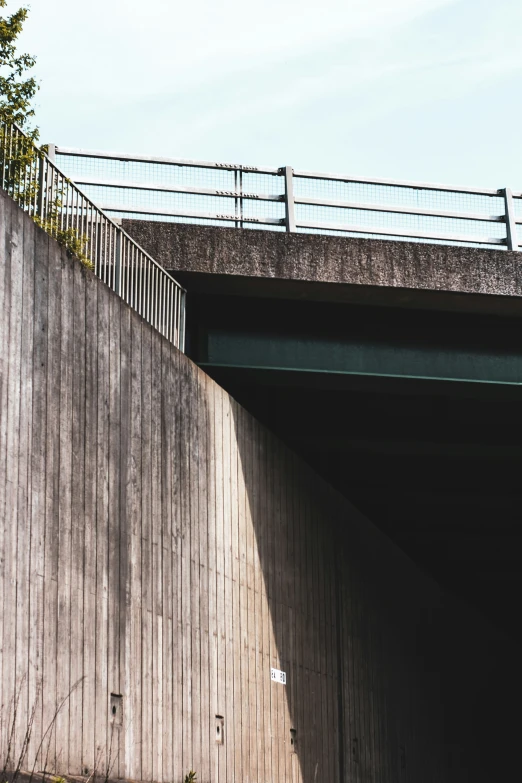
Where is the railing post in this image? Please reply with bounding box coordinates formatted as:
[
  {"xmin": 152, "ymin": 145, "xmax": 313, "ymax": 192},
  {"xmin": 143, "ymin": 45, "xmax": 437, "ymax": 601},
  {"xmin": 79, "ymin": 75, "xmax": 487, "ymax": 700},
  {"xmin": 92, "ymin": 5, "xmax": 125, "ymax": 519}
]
[
  {"xmin": 282, "ymin": 165, "xmax": 296, "ymax": 232},
  {"xmin": 37, "ymin": 145, "xmax": 56, "ymax": 221},
  {"xmin": 180, "ymin": 290, "xmax": 187, "ymax": 353},
  {"xmin": 239, "ymin": 169, "xmax": 243, "ymax": 228},
  {"xmin": 234, "ymin": 168, "xmax": 244, "ymax": 228},
  {"xmin": 37, "ymin": 153, "xmax": 45, "ymax": 219},
  {"xmin": 115, "ymin": 228, "xmax": 122, "ymax": 296},
  {"xmin": 502, "ymin": 187, "xmax": 519, "ymax": 251}
]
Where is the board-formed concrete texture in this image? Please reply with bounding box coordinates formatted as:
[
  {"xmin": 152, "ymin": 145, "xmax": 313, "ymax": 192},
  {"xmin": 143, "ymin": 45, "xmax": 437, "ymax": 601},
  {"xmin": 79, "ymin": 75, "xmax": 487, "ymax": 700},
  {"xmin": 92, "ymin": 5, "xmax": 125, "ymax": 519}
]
[
  {"xmin": 1, "ymin": 190, "xmax": 521, "ymax": 783},
  {"xmin": 123, "ymin": 219, "xmax": 522, "ymax": 304}
]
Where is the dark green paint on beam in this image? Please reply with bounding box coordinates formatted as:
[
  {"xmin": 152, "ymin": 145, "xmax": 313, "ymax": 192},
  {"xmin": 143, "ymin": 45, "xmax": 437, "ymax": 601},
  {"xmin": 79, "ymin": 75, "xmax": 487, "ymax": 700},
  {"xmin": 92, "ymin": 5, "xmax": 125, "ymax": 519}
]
[{"xmin": 200, "ymin": 330, "xmax": 522, "ymax": 386}]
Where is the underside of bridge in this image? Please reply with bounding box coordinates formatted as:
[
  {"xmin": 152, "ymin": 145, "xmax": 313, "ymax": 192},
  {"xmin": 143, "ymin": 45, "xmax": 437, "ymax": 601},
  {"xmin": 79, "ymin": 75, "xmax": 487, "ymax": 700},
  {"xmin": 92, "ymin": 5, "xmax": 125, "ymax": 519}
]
[
  {"xmin": 183, "ymin": 275, "xmax": 522, "ymax": 646},
  {"xmin": 113, "ymin": 219, "xmax": 522, "ymax": 777},
  {"xmin": 124, "ymin": 219, "xmax": 522, "ymax": 646}
]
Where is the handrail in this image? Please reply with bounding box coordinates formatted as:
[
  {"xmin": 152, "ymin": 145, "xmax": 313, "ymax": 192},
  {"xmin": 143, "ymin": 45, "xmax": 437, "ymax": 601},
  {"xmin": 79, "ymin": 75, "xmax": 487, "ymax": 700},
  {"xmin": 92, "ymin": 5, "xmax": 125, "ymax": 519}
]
[
  {"xmin": 54, "ymin": 145, "xmax": 521, "ymax": 251},
  {"xmin": 0, "ymin": 123, "xmax": 186, "ymax": 350}
]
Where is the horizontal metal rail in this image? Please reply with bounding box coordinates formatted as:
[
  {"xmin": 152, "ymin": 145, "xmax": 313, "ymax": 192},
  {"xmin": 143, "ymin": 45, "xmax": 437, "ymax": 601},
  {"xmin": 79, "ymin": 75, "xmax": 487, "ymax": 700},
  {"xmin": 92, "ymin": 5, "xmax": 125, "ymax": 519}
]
[
  {"xmin": 292, "ymin": 167, "xmax": 503, "ymax": 197},
  {"xmin": 54, "ymin": 145, "xmax": 521, "ymax": 251},
  {"xmin": 296, "ymin": 219, "xmax": 505, "ymax": 245},
  {"xmin": 97, "ymin": 202, "xmax": 284, "ymax": 226},
  {"xmin": 74, "ymin": 176, "xmax": 283, "ymax": 202},
  {"xmin": 56, "ymin": 146, "xmax": 280, "ymax": 175},
  {"xmin": 294, "ymin": 196, "xmax": 505, "ymax": 223},
  {"xmin": 0, "ymin": 123, "xmax": 186, "ymax": 349}
]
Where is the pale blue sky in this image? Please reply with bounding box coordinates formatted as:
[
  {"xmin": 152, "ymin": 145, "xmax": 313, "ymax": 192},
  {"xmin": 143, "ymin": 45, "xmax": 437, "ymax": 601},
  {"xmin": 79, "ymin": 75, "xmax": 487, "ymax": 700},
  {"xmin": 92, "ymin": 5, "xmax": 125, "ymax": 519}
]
[{"xmin": 19, "ymin": 0, "xmax": 522, "ymax": 188}]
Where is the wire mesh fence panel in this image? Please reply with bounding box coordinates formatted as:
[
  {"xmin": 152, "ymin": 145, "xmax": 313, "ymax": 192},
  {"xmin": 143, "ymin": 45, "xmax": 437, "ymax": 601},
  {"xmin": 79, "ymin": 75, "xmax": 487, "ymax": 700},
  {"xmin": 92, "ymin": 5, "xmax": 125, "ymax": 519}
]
[
  {"xmin": 293, "ymin": 174, "xmax": 508, "ymax": 247},
  {"xmin": 56, "ymin": 151, "xmax": 286, "ymax": 230},
  {"xmin": 54, "ymin": 146, "xmax": 520, "ymax": 251},
  {"xmin": 0, "ymin": 122, "xmax": 186, "ymax": 350}
]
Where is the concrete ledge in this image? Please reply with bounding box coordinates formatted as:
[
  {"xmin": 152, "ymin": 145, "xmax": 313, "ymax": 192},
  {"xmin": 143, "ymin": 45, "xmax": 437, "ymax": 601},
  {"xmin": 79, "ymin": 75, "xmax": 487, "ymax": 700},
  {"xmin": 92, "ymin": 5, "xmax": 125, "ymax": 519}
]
[{"xmin": 123, "ymin": 220, "xmax": 522, "ymax": 300}]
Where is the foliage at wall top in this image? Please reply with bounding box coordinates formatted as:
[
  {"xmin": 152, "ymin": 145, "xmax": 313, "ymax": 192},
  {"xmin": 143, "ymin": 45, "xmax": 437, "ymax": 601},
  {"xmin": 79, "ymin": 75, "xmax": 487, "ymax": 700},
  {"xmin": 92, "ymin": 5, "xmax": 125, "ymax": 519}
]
[{"xmin": 0, "ymin": 0, "xmax": 38, "ymax": 138}]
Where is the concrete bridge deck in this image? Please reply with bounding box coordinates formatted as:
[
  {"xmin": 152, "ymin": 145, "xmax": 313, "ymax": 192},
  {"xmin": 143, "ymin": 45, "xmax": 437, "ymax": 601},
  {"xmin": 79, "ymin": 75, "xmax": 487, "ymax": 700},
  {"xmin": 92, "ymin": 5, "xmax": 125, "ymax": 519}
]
[{"xmin": 123, "ymin": 219, "xmax": 522, "ymax": 310}]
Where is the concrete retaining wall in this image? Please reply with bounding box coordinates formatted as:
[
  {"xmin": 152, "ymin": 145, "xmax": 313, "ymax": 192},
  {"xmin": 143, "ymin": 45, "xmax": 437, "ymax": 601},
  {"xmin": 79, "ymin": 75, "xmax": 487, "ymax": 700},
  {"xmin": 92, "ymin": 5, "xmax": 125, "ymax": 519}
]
[{"xmin": 0, "ymin": 191, "xmax": 517, "ymax": 783}]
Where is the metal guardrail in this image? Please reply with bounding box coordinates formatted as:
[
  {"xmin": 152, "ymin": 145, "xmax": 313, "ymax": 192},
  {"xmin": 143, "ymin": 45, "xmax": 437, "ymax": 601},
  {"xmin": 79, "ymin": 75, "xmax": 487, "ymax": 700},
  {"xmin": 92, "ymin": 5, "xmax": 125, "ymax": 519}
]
[
  {"xmin": 0, "ymin": 123, "xmax": 186, "ymax": 350},
  {"xmin": 53, "ymin": 145, "xmax": 522, "ymax": 251}
]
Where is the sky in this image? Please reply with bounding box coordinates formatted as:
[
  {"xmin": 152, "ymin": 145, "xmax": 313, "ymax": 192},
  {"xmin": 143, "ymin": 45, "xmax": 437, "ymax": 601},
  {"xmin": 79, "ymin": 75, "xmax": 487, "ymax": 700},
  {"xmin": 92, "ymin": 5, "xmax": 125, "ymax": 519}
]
[{"xmin": 16, "ymin": 0, "xmax": 522, "ymax": 188}]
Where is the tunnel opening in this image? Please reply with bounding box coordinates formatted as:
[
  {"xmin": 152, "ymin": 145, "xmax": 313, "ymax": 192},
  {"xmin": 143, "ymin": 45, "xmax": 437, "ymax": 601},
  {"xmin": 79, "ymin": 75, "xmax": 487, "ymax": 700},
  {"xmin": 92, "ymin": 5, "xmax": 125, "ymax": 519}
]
[{"xmin": 185, "ymin": 286, "xmax": 522, "ymax": 646}]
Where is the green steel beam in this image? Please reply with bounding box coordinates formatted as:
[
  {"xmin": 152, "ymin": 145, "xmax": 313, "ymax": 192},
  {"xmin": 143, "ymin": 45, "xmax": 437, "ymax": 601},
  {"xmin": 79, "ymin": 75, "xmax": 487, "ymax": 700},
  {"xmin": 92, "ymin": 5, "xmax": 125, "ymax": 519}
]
[{"xmin": 199, "ymin": 330, "xmax": 522, "ymax": 386}]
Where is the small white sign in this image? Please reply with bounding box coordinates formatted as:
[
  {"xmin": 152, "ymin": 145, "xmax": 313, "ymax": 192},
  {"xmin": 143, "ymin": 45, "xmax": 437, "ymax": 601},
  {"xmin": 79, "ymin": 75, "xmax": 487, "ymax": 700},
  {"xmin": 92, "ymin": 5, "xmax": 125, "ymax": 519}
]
[{"xmin": 271, "ymin": 667, "xmax": 286, "ymax": 685}]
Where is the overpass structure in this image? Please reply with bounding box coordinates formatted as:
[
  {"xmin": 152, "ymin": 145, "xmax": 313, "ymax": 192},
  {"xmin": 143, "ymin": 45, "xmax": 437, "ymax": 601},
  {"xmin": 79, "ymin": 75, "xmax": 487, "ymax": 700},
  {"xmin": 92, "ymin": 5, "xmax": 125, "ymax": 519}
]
[
  {"xmin": 43, "ymin": 142, "xmax": 522, "ymax": 761},
  {"xmin": 2, "ymin": 135, "xmax": 522, "ymax": 783},
  {"xmin": 53, "ymin": 148, "xmax": 522, "ymax": 637},
  {"xmin": 120, "ymin": 217, "xmax": 522, "ymax": 647}
]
